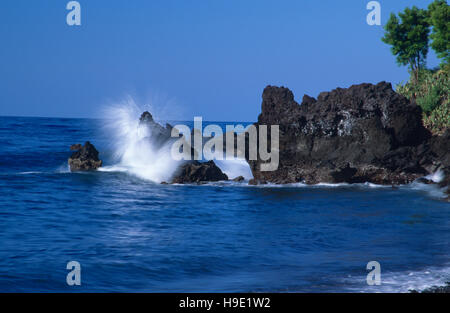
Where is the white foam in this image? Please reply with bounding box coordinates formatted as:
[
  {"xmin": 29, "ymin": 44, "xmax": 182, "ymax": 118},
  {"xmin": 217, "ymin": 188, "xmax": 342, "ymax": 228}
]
[
  {"xmin": 56, "ymin": 163, "xmax": 71, "ymax": 173},
  {"xmin": 214, "ymin": 158, "xmax": 253, "ymax": 181},
  {"xmin": 405, "ymin": 181, "xmax": 447, "ymax": 200},
  {"xmin": 97, "ymin": 165, "xmax": 131, "ymax": 173},
  {"xmin": 100, "ymin": 99, "xmax": 180, "ymax": 183},
  {"xmin": 425, "ymin": 170, "xmax": 444, "ymax": 183},
  {"xmin": 316, "ymin": 182, "xmax": 350, "ymax": 187},
  {"xmin": 344, "ymin": 264, "xmax": 450, "ymax": 293}
]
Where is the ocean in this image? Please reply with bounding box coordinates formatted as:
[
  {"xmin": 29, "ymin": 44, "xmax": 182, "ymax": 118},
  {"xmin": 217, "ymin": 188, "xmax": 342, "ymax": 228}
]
[{"xmin": 0, "ymin": 115, "xmax": 448, "ymax": 292}]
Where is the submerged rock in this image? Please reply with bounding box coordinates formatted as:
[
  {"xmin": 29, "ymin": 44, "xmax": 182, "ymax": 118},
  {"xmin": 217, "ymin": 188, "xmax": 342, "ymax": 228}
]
[
  {"xmin": 247, "ymin": 82, "xmax": 449, "ymax": 190},
  {"xmin": 171, "ymin": 160, "xmax": 228, "ymax": 184},
  {"xmin": 68, "ymin": 141, "xmax": 102, "ymax": 171}
]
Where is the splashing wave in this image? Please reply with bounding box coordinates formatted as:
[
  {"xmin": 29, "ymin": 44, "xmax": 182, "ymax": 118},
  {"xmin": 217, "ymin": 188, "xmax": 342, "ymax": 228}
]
[{"xmin": 99, "ymin": 98, "xmax": 180, "ymax": 183}]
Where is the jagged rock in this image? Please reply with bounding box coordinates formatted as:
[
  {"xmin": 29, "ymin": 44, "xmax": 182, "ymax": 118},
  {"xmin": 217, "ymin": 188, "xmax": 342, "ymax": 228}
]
[
  {"xmin": 232, "ymin": 176, "xmax": 245, "ymax": 182},
  {"xmin": 70, "ymin": 144, "xmax": 82, "ymax": 151},
  {"xmin": 420, "ymin": 130, "xmax": 450, "ymax": 200},
  {"xmin": 171, "ymin": 160, "xmax": 228, "ymax": 184},
  {"xmin": 248, "ymin": 179, "xmax": 267, "ymax": 186},
  {"xmin": 140, "ymin": 111, "xmax": 204, "ymax": 159},
  {"xmin": 68, "ymin": 141, "xmax": 102, "ymax": 171},
  {"xmin": 139, "ymin": 111, "xmax": 173, "ymax": 148},
  {"xmin": 430, "ymin": 129, "xmax": 450, "ymax": 168},
  {"xmin": 139, "ymin": 111, "xmax": 231, "ymax": 184},
  {"xmin": 247, "ymin": 82, "xmax": 450, "ymax": 186},
  {"xmin": 437, "ymin": 166, "xmax": 450, "ymax": 202}
]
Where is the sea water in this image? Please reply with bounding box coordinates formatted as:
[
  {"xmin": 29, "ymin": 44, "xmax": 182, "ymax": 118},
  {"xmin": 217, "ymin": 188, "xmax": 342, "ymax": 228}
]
[{"xmin": 0, "ymin": 115, "xmax": 448, "ymax": 292}]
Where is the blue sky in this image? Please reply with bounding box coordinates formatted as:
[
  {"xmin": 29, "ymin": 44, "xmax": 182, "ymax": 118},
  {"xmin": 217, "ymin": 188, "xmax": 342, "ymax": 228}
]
[{"xmin": 0, "ymin": 0, "xmax": 439, "ymax": 121}]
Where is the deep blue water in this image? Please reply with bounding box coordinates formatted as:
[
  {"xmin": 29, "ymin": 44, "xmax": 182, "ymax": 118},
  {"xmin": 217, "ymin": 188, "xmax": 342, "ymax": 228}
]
[{"xmin": 0, "ymin": 116, "xmax": 448, "ymax": 292}]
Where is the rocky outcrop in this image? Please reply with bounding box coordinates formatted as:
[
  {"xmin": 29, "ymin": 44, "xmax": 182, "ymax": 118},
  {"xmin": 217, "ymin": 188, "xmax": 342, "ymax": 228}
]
[
  {"xmin": 68, "ymin": 141, "xmax": 102, "ymax": 171},
  {"xmin": 171, "ymin": 160, "xmax": 228, "ymax": 184},
  {"xmin": 140, "ymin": 111, "xmax": 206, "ymax": 160},
  {"xmin": 139, "ymin": 111, "xmax": 229, "ymax": 184},
  {"xmin": 232, "ymin": 176, "xmax": 245, "ymax": 182},
  {"xmin": 248, "ymin": 179, "xmax": 267, "ymax": 186},
  {"xmin": 70, "ymin": 144, "xmax": 82, "ymax": 151},
  {"xmin": 247, "ymin": 82, "xmax": 449, "ymax": 193},
  {"xmin": 139, "ymin": 111, "xmax": 174, "ymax": 148}
]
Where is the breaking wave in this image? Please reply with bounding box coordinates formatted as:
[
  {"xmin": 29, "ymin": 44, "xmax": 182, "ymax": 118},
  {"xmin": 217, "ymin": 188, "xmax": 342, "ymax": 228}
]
[
  {"xmin": 98, "ymin": 98, "xmax": 255, "ymax": 183},
  {"xmin": 99, "ymin": 99, "xmax": 179, "ymax": 183},
  {"xmin": 95, "ymin": 98, "xmax": 447, "ymax": 203}
]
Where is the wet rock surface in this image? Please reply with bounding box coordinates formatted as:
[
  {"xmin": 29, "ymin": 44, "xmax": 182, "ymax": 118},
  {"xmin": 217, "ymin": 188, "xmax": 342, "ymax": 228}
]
[
  {"xmin": 247, "ymin": 82, "xmax": 450, "ymax": 195},
  {"xmin": 68, "ymin": 141, "xmax": 102, "ymax": 171},
  {"xmin": 171, "ymin": 160, "xmax": 228, "ymax": 184},
  {"xmin": 232, "ymin": 176, "xmax": 245, "ymax": 182},
  {"xmin": 139, "ymin": 112, "xmax": 229, "ymax": 184},
  {"xmin": 139, "ymin": 111, "xmax": 174, "ymax": 148},
  {"xmin": 248, "ymin": 179, "xmax": 267, "ymax": 186}
]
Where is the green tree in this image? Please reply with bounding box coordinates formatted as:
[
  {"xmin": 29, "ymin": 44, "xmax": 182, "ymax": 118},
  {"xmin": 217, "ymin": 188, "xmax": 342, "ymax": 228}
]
[
  {"xmin": 428, "ymin": 0, "xmax": 450, "ymax": 64},
  {"xmin": 382, "ymin": 6, "xmax": 430, "ymax": 81}
]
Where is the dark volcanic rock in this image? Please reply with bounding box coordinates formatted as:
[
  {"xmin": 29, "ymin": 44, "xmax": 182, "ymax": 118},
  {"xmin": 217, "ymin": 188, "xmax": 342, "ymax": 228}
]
[
  {"xmin": 70, "ymin": 144, "xmax": 82, "ymax": 151},
  {"xmin": 171, "ymin": 160, "xmax": 228, "ymax": 184},
  {"xmin": 139, "ymin": 111, "xmax": 173, "ymax": 148},
  {"xmin": 140, "ymin": 111, "xmax": 204, "ymax": 160},
  {"xmin": 139, "ymin": 111, "xmax": 234, "ymax": 184},
  {"xmin": 68, "ymin": 141, "xmax": 102, "ymax": 171},
  {"xmin": 248, "ymin": 179, "xmax": 267, "ymax": 186},
  {"xmin": 419, "ymin": 130, "xmax": 450, "ymax": 200},
  {"xmin": 247, "ymin": 82, "xmax": 450, "ymax": 187},
  {"xmin": 232, "ymin": 176, "xmax": 245, "ymax": 182}
]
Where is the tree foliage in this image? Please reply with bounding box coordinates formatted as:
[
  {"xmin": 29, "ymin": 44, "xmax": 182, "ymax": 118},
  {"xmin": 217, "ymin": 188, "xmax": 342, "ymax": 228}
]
[
  {"xmin": 428, "ymin": 0, "xmax": 450, "ymax": 64},
  {"xmin": 382, "ymin": 6, "xmax": 430, "ymax": 79},
  {"xmin": 383, "ymin": 1, "xmax": 450, "ymax": 134},
  {"xmin": 396, "ymin": 67, "xmax": 449, "ymax": 134}
]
